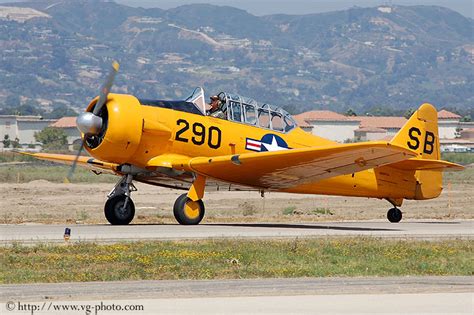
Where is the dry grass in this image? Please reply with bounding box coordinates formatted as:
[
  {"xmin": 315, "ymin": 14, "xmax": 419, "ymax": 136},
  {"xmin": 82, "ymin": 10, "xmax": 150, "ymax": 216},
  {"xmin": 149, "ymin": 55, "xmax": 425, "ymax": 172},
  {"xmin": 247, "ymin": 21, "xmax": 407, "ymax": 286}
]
[{"xmin": 0, "ymin": 164, "xmax": 116, "ymax": 183}]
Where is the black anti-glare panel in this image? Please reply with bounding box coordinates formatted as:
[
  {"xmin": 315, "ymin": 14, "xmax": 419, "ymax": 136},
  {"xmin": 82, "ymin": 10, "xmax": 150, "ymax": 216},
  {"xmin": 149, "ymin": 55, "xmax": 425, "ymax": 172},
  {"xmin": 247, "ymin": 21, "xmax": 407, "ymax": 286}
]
[{"xmin": 139, "ymin": 99, "xmax": 204, "ymax": 116}]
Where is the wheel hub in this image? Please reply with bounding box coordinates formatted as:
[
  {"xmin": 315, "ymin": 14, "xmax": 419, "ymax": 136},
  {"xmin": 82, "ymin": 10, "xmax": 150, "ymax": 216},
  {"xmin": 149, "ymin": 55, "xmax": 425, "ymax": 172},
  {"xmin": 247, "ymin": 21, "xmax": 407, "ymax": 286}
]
[
  {"xmin": 184, "ymin": 200, "xmax": 200, "ymax": 219},
  {"xmin": 114, "ymin": 201, "xmax": 131, "ymax": 219}
]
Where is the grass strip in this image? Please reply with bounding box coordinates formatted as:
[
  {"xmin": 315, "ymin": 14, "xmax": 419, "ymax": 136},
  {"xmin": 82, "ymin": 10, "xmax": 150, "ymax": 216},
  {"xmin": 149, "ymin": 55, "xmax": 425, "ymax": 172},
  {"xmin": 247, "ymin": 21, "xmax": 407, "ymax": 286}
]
[
  {"xmin": 0, "ymin": 165, "xmax": 116, "ymax": 183},
  {"xmin": 1, "ymin": 238, "xmax": 472, "ymax": 284}
]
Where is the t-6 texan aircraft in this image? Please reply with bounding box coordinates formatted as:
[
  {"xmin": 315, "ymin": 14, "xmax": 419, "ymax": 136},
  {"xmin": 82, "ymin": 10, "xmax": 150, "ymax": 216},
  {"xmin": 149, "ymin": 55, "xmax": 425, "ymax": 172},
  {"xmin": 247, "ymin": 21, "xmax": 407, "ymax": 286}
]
[{"xmin": 22, "ymin": 62, "xmax": 463, "ymax": 225}]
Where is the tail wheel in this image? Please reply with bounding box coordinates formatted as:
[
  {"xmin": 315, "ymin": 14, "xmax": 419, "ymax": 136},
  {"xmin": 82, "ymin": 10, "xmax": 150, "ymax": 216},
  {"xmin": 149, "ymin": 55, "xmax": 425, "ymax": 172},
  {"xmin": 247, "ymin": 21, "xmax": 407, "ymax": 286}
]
[
  {"xmin": 173, "ymin": 193, "xmax": 205, "ymax": 225},
  {"xmin": 387, "ymin": 207, "xmax": 402, "ymax": 223},
  {"xmin": 104, "ymin": 195, "xmax": 135, "ymax": 225}
]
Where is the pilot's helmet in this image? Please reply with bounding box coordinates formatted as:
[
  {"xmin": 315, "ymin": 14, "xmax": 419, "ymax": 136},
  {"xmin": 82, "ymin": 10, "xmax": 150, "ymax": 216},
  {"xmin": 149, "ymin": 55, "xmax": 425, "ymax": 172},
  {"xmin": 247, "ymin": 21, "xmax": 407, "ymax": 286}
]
[{"xmin": 210, "ymin": 95, "xmax": 219, "ymax": 102}]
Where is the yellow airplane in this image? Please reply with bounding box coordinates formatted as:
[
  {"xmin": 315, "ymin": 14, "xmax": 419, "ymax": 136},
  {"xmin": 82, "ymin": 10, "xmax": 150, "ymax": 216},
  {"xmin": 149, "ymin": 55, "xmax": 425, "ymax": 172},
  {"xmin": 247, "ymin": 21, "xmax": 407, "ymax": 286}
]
[{"xmin": 23, "ymin": 62, "xmax": 463, "ymax": 225}]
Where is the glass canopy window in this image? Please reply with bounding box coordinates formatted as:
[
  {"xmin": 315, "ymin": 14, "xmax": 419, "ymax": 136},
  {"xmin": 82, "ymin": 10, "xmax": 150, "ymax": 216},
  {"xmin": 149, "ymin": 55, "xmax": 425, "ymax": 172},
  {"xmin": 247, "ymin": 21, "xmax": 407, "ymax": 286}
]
[
  {"xmin": 218, "ymin": 92, "xmax": 297, "ymax": 133},
  {"xmin": 184, "ymin": 88, "xmax": 297, "ymax": 133}
]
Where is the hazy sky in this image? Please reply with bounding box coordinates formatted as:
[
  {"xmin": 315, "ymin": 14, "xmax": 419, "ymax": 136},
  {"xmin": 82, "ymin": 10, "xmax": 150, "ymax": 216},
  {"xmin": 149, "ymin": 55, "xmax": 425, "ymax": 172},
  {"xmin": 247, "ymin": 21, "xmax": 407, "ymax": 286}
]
[{"xmin": 0, "ymin": 0, "xmax": 472, "ymax": 17}]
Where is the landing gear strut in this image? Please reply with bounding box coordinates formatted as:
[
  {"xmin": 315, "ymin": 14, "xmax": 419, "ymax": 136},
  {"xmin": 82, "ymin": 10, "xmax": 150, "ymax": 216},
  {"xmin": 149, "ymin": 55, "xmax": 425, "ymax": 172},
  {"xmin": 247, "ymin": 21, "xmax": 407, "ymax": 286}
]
[
  {"xmin": 387, "ymin": 207, "xmax": 402, "ymax": 223},
  {"xmin": 104, "ymin": 174, "xmax": 136, "ymax": 225}
]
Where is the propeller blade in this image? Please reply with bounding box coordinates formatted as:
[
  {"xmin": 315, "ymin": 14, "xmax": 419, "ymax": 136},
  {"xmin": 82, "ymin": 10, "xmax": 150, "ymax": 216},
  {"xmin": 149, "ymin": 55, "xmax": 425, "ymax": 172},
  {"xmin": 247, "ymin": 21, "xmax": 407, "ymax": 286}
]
[
  {"xmin": 93, "ymin": 60, "xmax": 120, "ymax": 116},
  {"xmin": 65, "ymin": 138, "xmax": 85, "ymax": 183},
  {"xmin": 67, "ymin": 61, "xmax": 119, "ymax": 182}
]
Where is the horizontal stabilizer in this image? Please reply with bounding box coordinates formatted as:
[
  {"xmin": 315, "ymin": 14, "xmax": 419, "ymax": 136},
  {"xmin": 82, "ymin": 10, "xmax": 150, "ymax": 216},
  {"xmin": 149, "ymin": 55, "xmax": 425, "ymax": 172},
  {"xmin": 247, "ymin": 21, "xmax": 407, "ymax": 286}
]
[{"xmin": 389, "ymin": 158, "xmax": 464, "ymax": 171}]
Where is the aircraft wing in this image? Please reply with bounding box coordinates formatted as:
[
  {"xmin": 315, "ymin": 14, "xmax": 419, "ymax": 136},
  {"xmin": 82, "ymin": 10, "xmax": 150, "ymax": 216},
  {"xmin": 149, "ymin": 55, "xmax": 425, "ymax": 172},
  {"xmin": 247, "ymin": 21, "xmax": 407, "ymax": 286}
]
[
  {"xmin": 18, "ymin": 152, "xmax": 119, "ymax": 174},
  {"xmin": 183, "ymin": 142, "xmax": 416, "ymax": 189}
]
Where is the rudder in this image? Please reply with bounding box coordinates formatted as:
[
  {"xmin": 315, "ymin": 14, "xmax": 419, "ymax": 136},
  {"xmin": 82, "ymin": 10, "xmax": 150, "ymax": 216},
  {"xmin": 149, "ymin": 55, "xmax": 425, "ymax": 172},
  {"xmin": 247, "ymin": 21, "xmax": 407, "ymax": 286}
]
[{"xmin": 390, "ymin": 103, "xmax": 442, "ymax": 199}]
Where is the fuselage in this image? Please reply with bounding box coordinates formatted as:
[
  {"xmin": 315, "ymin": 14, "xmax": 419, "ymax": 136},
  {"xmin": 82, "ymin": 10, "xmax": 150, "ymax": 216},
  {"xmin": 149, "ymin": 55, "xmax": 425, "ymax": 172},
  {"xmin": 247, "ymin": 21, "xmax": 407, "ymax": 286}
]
[{"xmin": 85, "ymin": 94, "xmax": 420, "ymax": 201}]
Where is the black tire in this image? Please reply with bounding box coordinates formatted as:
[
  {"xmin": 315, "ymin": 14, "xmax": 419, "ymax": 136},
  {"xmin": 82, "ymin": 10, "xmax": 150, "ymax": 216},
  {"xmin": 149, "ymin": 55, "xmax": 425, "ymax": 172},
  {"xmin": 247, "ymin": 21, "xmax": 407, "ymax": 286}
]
[
  {"xmin": 104, "ymin": 195, "xmax": 135, "ymax": 225},
  {"xmin": 173, "ymin": 193, "xmax": 205, "ymax": 225},
  {"xmin": 387, "ymin": 207, "xmax": 402, "ymax": 223}
]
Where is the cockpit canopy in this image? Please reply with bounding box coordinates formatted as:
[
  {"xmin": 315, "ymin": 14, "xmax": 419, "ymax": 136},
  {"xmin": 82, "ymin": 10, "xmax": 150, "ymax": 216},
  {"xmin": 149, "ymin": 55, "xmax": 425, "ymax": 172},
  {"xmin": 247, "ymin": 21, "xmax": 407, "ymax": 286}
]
[{"xmin": 186, "ymin": 87, "xmax": 297, "ymax": 133}]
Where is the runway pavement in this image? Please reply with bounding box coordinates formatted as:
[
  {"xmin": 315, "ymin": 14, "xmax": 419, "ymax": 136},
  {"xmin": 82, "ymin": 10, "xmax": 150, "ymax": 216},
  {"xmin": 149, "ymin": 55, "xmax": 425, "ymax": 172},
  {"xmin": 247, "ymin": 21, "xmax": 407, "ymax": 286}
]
[
  {"xmin": 3, "ymin": 293, "xmax": 472, "ymax": 315},
  {"xmin": 2, "ymin": 276, "xmax": 471, "ymax": 301},
  {"xmin": 0, "ymin": 220, "xmax": 472, "ymax": 244},
  {"xmin": 1, "ymin": 277, "xmax": 472, "ymax": 314}
]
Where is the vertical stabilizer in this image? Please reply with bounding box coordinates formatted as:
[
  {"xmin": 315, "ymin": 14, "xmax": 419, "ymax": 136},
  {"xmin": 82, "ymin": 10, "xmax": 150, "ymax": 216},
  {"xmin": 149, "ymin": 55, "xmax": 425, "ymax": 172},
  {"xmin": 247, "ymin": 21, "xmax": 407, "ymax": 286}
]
[
  {"xmin": 391, "ymin": 103, "xmax": 440, "ymax": 160},
  {"xmin": 390, "ymin": 103, "xmax": 442, "ymax": 199}
]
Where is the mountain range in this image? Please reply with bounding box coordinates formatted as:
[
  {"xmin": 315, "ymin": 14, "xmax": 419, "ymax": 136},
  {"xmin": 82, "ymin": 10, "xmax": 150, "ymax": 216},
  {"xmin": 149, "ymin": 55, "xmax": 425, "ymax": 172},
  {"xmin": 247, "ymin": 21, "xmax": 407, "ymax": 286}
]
[{"xmin": 0, "ymin": 0, "xmax": 473, "ymax": 118}]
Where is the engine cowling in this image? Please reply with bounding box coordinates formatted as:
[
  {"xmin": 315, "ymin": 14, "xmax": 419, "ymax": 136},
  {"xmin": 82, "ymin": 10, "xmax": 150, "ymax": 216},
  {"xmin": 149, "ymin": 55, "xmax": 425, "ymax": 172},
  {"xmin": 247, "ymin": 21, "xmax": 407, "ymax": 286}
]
[{"xmin": 83, "ymin": 93, "xmax": 143, "ymax": 164}]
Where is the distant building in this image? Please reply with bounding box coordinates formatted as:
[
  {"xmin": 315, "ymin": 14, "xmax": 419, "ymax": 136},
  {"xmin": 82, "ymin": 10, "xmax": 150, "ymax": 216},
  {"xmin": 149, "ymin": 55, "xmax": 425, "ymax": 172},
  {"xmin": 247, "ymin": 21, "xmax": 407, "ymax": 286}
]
[
  {"xmin": 293, "ymin": 110, "xmax": 359, "ymax": 142},
  {"xmin": 440, "ymin": 139, "xmax": 473, "ymax": 152},
  {"xmin": 354, "ymin": 127, "xmax": 387, "ymax": 141},
  {"xmin": 295, "ymin": 109, "xmax": 474, "ymax": 151},
  {"xmin": 438, "ymin": 110, "xmax": 462, "ymax": 139},
  {"xmin": 349, "ymin": 116, "xmax": 407, "ymax": 138},
  {"xmin": 441, "ymin": 128, "xmax": 474, "ymax": 152},
  {"xmin": 49, "ymin": 117, "xmax": 81, "ymax": 150},
  {"xmin": 292, "ymin": 115, "xmax": 313, "ymax": 133},
  {"xmin": 0, "ymin": 115, "xmax": 56, "ymax": 149},
  {"xmin": 294, "ymin": 110, "xmax": 406, "ymax": 142},
  {"xmin": 460, "ymin": 128, "xmax": 474, "ymax": 140}
]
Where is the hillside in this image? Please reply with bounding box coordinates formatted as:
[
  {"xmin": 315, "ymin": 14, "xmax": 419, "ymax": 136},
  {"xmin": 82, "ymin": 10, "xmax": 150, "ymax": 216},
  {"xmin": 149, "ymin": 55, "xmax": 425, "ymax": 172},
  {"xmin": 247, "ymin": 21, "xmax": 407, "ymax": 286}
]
[{"xmin": 0, "ymin": 0, "xmax": 472, "ymax": 117}]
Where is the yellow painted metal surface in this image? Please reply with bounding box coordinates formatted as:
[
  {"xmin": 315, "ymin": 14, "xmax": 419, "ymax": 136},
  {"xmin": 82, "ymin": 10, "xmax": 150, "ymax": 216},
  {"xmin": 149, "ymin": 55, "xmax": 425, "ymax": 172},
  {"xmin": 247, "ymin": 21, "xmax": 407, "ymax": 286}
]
[
  {"xmin": 186, "ymin": 142, "xmax": 415, "ymax": 190},
  {"xmin": 84, "ymin": 94, "xmax": 143, "ymax": 164},
  {"xmin": 390, "ymin": 103, "xmax": 449, "ymax": 199},
  {"xmin": 19, "ymin": 152, "xmax": 118, "ymax": 174},
  {"xmin": 187, "ymin": 174, "xmax": 207, "ymax": 201},
  {"xmin": 389, "ymin": 158, "xmax": 464, "ymax": 171},
  {"xmin": 183, "ymin": 200, "xmax": 201, "ymax": 220}
]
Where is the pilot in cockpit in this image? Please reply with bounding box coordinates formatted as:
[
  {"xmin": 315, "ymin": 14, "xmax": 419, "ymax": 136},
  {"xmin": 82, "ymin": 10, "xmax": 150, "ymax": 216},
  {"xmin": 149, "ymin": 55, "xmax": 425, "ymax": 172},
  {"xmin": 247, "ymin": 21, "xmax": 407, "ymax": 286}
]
[{"xmin": 207, "ymin": 95, "xmax": 226, "ymax": 119}]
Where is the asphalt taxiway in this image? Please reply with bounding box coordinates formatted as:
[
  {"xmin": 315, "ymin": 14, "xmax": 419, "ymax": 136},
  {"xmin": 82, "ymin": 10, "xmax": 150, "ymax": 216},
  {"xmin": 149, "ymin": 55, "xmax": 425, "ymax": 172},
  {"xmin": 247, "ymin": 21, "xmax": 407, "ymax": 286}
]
[{"xmin": 0, "ymin": 220, "xmax": 472, "ymax": 244}]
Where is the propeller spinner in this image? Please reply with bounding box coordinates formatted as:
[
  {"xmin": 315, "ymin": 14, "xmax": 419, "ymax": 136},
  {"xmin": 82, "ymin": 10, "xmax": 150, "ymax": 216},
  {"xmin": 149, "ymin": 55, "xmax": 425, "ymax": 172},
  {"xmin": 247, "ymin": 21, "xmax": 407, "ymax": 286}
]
[{"xmin": 76, "ymin": 112, "xmax": 103, "ymax": 135}]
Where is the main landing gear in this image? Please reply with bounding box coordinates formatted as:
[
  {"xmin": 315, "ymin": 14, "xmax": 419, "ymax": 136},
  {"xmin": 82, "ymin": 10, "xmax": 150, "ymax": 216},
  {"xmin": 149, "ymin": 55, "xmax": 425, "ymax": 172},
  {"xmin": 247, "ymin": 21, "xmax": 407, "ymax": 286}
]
[
  {"xmin": 105, "ymin": 174, "xmax": 136, "ymax": 225},
  {"xmin": 173, "ymin": 194, "xmax": 205, "ymax": 225},
  {"xmin": 173, "ymin": 174, "xmax": 207, "ymax": 225},
  {"xmin": 103, "ymin": 173, "xmax": 207, "ymax": 225}
]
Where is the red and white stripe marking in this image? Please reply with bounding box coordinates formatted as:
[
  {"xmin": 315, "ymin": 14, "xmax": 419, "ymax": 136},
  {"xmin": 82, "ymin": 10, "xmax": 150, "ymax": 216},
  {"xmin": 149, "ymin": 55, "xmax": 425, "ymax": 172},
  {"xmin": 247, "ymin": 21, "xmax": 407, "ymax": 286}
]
[{"xmin": 246, "ymin": 138, "xmax": 262, "ymax": 151}]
